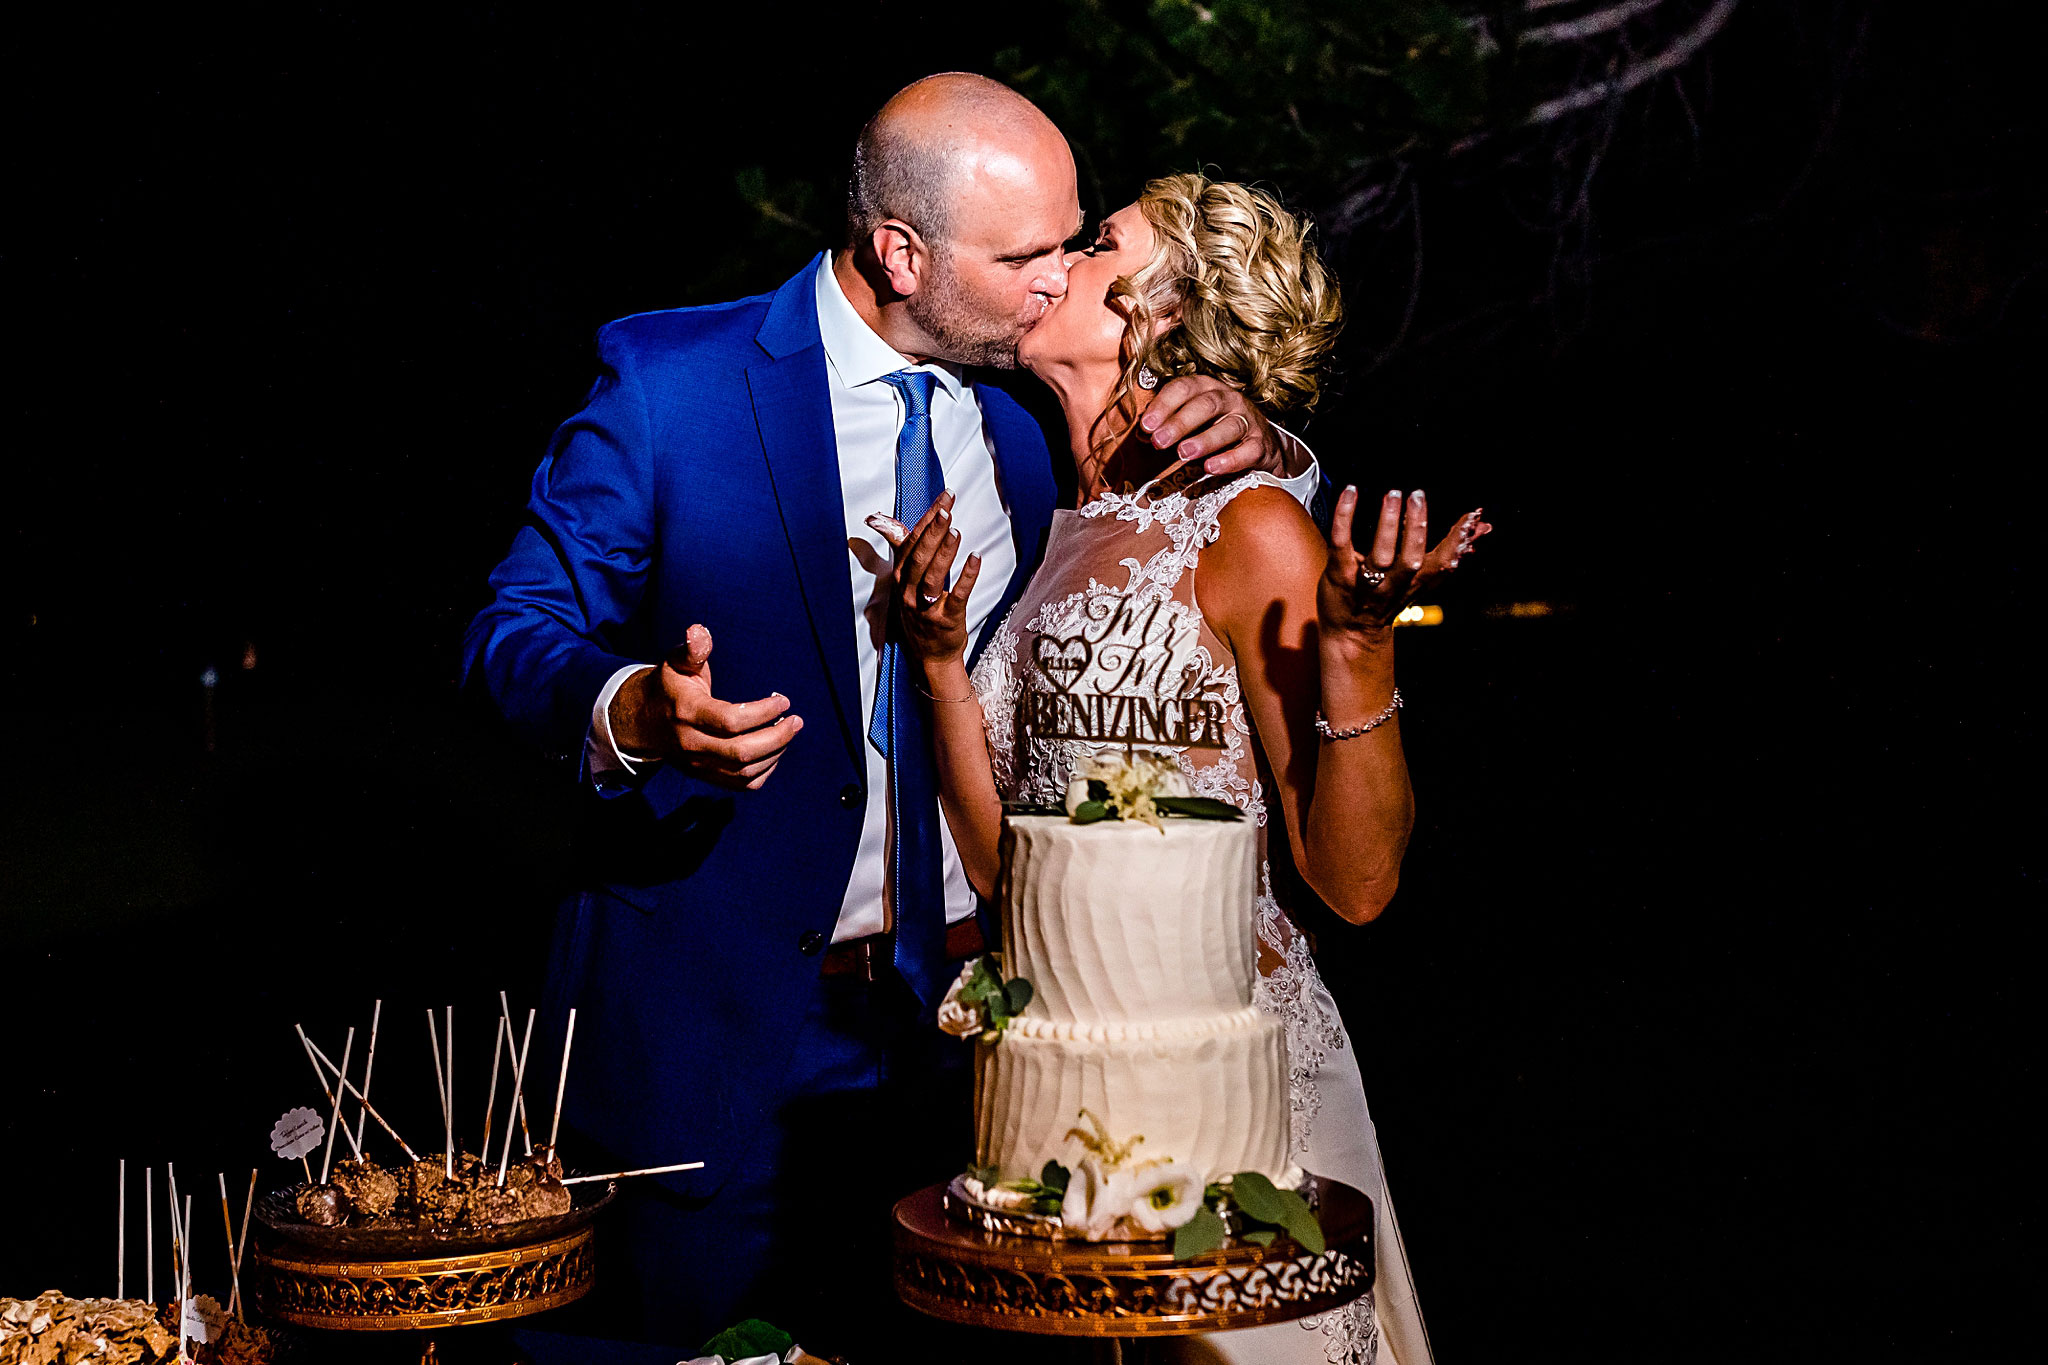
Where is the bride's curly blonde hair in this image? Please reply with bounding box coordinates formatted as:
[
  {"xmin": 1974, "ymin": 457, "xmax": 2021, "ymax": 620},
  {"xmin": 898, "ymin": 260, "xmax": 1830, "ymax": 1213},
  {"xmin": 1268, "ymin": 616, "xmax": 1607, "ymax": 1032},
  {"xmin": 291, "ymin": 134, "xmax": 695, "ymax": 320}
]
[{"xmin": 1100, "ymin": 174, "xmax": 1343, "ymax": 451}]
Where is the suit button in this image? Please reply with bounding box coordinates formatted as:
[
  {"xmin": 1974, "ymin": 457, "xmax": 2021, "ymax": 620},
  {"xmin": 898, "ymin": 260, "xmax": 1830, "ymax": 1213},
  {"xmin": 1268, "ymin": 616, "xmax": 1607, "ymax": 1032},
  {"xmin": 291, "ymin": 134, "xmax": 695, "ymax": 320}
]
[
  {"xmin": 798, "ymin": 930, "xmax": 826, "ymax": 957},
  {"xmin": 838, "ymin": 784, "xmax": 863, "ymax": 810}
]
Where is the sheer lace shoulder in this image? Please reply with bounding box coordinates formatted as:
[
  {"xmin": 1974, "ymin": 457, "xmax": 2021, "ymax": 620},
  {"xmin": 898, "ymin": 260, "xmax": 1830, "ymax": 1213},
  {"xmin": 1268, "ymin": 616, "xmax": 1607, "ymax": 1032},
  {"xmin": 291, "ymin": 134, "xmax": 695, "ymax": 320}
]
[{"xmin": 1077, "ymin": 469, "xmax": 1292, "ymax": 603}]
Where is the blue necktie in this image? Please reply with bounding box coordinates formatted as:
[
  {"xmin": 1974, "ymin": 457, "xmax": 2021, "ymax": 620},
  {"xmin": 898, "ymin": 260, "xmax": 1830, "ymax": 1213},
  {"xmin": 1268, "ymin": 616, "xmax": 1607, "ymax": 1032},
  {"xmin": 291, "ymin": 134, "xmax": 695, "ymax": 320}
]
[{"xmin": 871, "ymin": 370, "xmax": 950, "ymax": 1009}]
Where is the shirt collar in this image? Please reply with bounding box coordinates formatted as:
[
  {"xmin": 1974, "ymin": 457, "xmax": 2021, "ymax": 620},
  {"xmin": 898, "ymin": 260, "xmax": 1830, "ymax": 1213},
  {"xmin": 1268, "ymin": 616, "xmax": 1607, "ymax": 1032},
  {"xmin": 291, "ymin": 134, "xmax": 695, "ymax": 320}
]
[{"xmin": 815, "ymin": 253, "xmax": 966, "ymax": 402}]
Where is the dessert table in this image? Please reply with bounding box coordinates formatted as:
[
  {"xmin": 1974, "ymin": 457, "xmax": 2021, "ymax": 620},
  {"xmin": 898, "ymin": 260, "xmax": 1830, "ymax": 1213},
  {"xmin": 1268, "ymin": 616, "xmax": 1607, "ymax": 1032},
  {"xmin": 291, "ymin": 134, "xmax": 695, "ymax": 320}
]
[{"xmin": 893, "ymin": 1176, "xmax": 1375, "ymax": 1361}]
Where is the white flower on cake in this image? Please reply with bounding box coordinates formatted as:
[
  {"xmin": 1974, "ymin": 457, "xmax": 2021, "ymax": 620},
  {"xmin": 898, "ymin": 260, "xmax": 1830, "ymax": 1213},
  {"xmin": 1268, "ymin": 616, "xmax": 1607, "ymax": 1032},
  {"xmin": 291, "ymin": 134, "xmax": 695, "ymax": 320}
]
[
  {"xmin": 1059, "ymin": 1155, "xmax": 1141, "ymax": 1240},
  {"xmin": 936, "ymin": 961, "xmax": 985, "ymax": 1038},
  {"xmin": 1126, "ymin": 1163, "xmax": 1204, "ymax": 1234},
  {"xmin": 1044, "ymin": 1107, "xmax": 1208, "ymax": 1240},
  {"xmin": 1062, "ymin": 753, "xmax": 1236, "ymax": 830},
  {"xmin": 935, "ymin": 954, "xmax": 1035, "ymax": 1041}
]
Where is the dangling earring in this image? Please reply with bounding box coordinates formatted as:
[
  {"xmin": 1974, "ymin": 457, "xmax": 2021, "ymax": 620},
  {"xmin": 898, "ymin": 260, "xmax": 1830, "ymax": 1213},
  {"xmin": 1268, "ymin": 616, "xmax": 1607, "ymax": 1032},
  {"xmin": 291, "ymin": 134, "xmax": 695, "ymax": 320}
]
[{"xmin": 1137, "ymin": 365, "xmax": 1160, "ymax": 391}]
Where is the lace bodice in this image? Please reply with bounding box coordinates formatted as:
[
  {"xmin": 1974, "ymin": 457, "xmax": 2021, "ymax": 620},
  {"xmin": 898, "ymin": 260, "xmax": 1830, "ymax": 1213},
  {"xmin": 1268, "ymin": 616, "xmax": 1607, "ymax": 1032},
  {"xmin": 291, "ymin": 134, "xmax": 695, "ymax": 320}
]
[{"xmin": 969, "ymin": 469, "xmax": 1348, "ymax": 1149}]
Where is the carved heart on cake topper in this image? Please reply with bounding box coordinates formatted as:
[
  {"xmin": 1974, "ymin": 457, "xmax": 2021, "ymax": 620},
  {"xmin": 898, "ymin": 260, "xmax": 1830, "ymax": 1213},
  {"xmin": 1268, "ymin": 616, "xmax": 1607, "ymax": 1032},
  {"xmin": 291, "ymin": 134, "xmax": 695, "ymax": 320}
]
[{"xmin": 1031, "ymin": 635, "xmax": 1092, "ymax": 694}]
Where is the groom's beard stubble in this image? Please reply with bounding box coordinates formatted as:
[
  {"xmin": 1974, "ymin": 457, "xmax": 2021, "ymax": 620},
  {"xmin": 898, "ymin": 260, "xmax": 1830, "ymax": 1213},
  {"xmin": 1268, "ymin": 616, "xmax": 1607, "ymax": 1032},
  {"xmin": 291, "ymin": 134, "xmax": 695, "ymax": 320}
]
[{"xmin": 907, "ymin": 252, "xmax": 1025, "ymax": 370}]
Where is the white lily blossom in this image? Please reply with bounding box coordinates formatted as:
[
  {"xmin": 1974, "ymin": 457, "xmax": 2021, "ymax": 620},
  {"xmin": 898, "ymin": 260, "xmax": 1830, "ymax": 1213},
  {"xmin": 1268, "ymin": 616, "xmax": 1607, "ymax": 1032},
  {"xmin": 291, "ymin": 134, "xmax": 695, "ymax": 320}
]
[{"xmin": 1060, "ymin": 1155, "xmax": 1140, "ymax": 1241}]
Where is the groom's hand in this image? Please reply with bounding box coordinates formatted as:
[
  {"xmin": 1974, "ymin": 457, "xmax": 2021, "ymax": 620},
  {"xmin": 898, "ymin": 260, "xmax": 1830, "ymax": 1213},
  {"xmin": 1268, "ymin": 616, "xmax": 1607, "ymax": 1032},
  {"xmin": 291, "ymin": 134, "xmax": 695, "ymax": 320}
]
[
  {"xmin": 609, "ymin": 625, "xmax": 803, "ymax": 790},
  {"xmin": 1138, "ymin": 376, "xmax": 1299, "ymax": 479}
]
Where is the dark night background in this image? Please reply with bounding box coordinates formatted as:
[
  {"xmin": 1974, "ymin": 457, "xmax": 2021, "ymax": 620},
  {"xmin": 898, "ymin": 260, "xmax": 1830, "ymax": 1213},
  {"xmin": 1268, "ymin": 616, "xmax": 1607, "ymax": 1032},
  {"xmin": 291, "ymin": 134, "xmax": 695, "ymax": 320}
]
[{"xmin": 3, "ymin": 2, "xmax": 2037, "ymax": 1360}]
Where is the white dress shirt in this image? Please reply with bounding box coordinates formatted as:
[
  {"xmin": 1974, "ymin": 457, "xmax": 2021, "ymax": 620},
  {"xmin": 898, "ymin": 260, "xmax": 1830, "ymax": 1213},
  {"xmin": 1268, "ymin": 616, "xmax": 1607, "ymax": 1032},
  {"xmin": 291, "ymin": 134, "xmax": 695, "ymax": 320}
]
[{"xmin": 585, "ymin": 257, "xmax": 1322, "ymax": 942}]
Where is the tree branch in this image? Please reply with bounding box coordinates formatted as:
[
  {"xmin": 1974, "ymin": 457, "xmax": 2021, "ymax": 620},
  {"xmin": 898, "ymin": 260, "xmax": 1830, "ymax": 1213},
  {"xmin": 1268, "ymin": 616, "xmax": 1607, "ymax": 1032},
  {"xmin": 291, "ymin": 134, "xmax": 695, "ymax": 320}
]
[
  {"xmin": 1525, "ymin": 0, "xmax": 1741, "ymax": 125},
  {"xmin": 1520, "ymin": 0, "xmax": 1668, "ymax": 47}
]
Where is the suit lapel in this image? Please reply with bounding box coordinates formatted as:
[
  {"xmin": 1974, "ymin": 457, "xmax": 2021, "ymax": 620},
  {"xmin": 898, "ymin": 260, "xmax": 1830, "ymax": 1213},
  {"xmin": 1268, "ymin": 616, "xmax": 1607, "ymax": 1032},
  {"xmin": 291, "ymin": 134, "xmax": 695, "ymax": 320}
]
[{"xmin": 748, "ymin": 257, "xmax": 863, "ymax": 770}]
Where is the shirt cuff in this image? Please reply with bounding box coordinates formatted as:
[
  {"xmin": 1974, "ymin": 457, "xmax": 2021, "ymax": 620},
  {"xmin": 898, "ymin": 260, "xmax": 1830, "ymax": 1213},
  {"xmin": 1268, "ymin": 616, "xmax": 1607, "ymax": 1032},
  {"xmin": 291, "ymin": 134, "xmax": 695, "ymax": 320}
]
[
  {"xmin": 585, "ymin": 663, "xmax": 659, "ymax": 785},
  {"xmin": 1271, "ymin": 424, "xmax": 1321, "ymax": 512}
]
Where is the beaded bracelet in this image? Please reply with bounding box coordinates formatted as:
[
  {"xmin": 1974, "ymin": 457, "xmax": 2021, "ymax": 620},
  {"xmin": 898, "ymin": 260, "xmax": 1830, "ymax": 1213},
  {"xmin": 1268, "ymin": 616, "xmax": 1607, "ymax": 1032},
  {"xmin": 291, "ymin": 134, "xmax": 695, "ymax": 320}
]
[{"xmin": 1315, "ymin": 688, "xmax": 1403, "ymax": 741}]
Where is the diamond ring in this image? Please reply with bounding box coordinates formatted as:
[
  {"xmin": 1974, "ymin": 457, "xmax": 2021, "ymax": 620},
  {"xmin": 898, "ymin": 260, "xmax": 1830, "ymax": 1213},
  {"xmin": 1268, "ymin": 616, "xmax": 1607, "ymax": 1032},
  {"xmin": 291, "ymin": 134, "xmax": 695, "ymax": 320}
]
[
  {"xmin": 1359, "ymin": 568, "xmax": 1387, "ymax": 586},
  {"xmin": 920, "ymin": 591, "xmax": 945, "ymax": 607}
]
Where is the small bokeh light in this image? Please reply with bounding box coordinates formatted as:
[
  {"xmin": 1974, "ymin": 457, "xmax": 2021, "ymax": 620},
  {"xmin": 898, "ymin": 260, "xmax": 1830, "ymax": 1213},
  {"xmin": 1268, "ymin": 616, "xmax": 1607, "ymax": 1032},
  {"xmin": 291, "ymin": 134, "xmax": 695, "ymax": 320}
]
[{"xmin": 1394, "ymin": 605, "xmax": 1444, "ymax": 626}]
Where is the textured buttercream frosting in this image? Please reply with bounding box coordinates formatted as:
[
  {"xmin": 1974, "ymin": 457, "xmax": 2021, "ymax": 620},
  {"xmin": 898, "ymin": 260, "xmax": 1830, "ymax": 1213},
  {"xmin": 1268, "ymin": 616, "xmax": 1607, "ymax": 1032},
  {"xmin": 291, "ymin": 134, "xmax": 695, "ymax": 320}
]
[
  {"xmin": 999, "ymin": 816, "xmax": 1259, "ymax": 1024},
  {"xmin": 976, "ymin": 815, "xmax": 1293, "ymax": 1190}
]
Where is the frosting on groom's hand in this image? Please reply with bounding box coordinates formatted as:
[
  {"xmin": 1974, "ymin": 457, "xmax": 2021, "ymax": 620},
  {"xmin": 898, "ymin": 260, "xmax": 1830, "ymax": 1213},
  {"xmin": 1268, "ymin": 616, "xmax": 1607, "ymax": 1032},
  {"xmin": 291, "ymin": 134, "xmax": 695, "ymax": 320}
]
[{"xmin": 1138, "ymin": 375, "xmax": 1280, "ymax": 478}]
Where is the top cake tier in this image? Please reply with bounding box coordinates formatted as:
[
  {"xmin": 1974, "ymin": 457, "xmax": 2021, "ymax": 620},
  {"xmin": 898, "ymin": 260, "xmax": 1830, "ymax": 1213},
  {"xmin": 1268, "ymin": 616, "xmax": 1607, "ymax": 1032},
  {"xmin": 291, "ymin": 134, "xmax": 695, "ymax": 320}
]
[{"xmin": 998, "ymin": 814, "xmax": 1258, "ymax": 1026}]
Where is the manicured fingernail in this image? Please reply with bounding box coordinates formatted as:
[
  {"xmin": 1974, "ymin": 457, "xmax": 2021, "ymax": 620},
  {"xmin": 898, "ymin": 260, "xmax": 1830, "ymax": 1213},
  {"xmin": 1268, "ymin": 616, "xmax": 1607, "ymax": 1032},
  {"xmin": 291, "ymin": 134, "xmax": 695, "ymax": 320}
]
[
  {"xmin": 1387, "ymin": 489, "xmax": 1400, "ymax": 499},
  {"xmin": 949, "ymin": 527, "xmax": 960, "ymax": 540},
  {"xmin": 1141, "ymin": 413, "xmax": 1159, "ymax": 430},
  {"xmin": 1179, "ymin": 442, "xmax": 1198, "ymax": 459}
]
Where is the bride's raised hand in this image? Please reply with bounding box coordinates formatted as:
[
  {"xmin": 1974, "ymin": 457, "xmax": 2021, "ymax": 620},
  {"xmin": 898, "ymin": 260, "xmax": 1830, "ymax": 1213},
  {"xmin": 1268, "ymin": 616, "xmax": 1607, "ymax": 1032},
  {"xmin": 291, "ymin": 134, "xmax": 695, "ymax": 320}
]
[
  {"xmin": 1319, "ymin": 488, "xmax": 1490, "ymax": 644},
  {"xmin": 868, "ymin": 492, "xmax": 983, "ymax": 668}
]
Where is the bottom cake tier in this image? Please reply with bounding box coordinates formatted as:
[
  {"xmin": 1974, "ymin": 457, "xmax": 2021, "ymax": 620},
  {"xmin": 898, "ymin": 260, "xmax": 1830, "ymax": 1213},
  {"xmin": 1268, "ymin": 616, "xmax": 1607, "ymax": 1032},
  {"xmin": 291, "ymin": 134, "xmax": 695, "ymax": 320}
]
[{"xmin": 974, "ymin": 1006, "xmax": 1294, "ymax": 1187}]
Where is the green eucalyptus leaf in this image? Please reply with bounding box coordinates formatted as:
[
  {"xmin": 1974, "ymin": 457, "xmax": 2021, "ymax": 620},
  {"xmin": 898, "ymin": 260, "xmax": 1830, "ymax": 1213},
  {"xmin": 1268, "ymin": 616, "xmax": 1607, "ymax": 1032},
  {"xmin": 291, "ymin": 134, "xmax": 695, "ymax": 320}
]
[
  {"xmin": 1004, "ymin": 977, "xmax": 1035, "ymax": 1014},
  {"xmin": 1154, "ymin": 795, "xmax": 1244, "ymax": 821},
  {"xmin": 1071, "ymin": 800, "xmax": 1112, "ymax": 824},
  {"xmin": 1242, "ymin": 1228, "xmax": 1277, "ymax": 1247},
  {"xmin": 968, "ymin": 1164, "xmax": 1000, "ymax": 1186},
  {"xmin": 1173, "ymin": 1204, "xmax": 1228, "ymax": 1261},
  {"xmin": 1032, "ymin": 1194, "xmax": 1065, "ymax": 1215},
  {"xmin": 1041, "ymin": 1160, "xmax": 1070, "ymax": 1193},
  {"xmin": 1272, "ymin": 1189, "xmax": 1325, "ymax": 1255},
  {"xmin": 1227, "ymin": 1171, "xmax": 1287, "ymax": 1224},
  {"xmin": 700, "ymin": 1319, "xmax": 794, "ymax": 1358}
]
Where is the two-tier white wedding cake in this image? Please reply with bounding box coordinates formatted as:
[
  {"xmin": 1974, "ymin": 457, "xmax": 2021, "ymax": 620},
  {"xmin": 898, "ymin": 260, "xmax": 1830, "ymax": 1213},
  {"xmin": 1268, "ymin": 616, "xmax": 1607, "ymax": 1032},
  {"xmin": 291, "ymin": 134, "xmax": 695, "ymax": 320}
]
[{"xmin": 969, "ymin": 812, "xmax": 1297, "ymax": 1227}]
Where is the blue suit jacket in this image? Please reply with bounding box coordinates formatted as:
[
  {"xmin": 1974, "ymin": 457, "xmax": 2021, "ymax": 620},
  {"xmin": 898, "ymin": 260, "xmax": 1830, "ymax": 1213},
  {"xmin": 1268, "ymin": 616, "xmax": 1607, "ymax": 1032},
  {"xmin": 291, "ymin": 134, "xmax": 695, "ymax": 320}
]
[{"xmin": 462, "ymin": 255, "xmax": 1058, "ymax": 1186}]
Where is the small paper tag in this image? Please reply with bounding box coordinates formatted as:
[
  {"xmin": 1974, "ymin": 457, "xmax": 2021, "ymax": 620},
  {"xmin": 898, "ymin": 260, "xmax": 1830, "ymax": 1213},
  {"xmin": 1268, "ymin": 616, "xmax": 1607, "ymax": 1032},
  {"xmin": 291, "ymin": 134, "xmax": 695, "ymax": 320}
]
[
  {"xmin": 181, "ymin": 1293, "xmax": 227, "ymax": 1343},
  {"xmin": 269, "ymin": 1106, "xmax": 324, "ymax": 1160}
]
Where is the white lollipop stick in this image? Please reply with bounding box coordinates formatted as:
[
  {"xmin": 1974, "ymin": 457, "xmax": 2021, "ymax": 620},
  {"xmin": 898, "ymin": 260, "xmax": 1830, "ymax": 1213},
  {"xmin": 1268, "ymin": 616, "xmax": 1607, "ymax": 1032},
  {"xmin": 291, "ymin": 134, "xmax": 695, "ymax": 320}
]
[
  {"xmin": 560, "ymin": 1161, "xmax": 704, "ymax": 1185},
  {"xmin": 293, "ymin": 1026, "xmax": 361, "ymax": 1160},
  {"xmin": 233, "ymin": 1170, "xmax": 255, "ymax": 1320},
  {"xmin": 302, "ymin": 1031, "xmax": 420, "ymax": 1161},
  {"xmin": 319, "ymin": 1026, "xmax": 356, "ymax": 1183},
  {"xmin": 497, "ymin": 1008, "xmax": 536, "ymax": 1186},
  {"xmin": 444, "ymin": 1006, "xmax": 456, "ymax": 1163},
  {"xmin": 117, "ymin": 1158, "xmax": 126, "ymax": 1300},
  {"xmin": 216, "ymin": 1173, "xmax": 239, "ymax": 1319},
  {"xmin": 165, "ymin": 1164, "xmax": 181, "ymax": 1263},
  {"xmin": 426, "ymin": 1009, "xmax": 452, "ymax": 1177},
  {"xmin": 354, "ymin": 999, "xmax": 382, "ymax": 1153},
  {"xmin": 547, "ymin": 1008, "xmax": 577, "ymax": 1151},
  {"xmin": 481, "ymin": 1013, "xmax": 506, "ymax": 1159},
  {"xmin": 145, "ymin": 1167, "xmax": 154, "ymax": 1304},
  {"xmin": 179, "ymin": 1193, "xmax": 193, "ymax": 1361},
  {"xmin": 296, "ymin": 1028, "xmax": 362, "ymax": 1161},
  {"xmin": 499, "ymin": 991, "xmax": 532, "ymax": 1155}
]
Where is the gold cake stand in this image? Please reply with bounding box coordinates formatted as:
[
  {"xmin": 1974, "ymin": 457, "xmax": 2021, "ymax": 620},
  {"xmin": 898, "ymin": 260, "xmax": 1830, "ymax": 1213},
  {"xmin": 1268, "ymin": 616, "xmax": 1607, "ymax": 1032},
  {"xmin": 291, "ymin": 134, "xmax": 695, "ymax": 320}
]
[
  {"xmin": 251, "ymin": 1226, "xmax": 595, "ymax": 1332},
  {"xmin": 893, "ymin": 1176, "xmax": 1374, "ymax": 1345}
]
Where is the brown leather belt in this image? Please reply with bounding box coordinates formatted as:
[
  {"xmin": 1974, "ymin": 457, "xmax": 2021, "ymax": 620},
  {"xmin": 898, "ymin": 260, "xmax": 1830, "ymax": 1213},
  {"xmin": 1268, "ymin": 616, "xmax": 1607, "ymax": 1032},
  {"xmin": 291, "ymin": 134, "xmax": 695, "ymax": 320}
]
[{"xmin": 821, "ymin": 919, "xmax": 987, "ymax": 980}]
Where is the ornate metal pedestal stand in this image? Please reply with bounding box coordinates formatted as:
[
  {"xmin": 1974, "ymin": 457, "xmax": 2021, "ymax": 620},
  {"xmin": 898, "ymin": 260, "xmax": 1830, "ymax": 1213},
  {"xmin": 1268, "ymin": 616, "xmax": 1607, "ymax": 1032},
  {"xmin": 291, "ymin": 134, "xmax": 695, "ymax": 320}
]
[
  {"xmin": 249, "ymin": 1185, "xmax": 611, "ymax": 1363},
  {"xmin": 893, "ymin": 1176, "xmax": 1374, "ymax": 1362}
]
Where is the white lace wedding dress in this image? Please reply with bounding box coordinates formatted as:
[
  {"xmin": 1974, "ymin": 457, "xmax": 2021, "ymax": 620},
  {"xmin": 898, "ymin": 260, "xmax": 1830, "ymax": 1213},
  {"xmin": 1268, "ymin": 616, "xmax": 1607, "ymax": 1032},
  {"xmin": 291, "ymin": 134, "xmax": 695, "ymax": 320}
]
[{"xmin": 968, "ymin": 470, "xmax": 1433, "ymax": 1365}]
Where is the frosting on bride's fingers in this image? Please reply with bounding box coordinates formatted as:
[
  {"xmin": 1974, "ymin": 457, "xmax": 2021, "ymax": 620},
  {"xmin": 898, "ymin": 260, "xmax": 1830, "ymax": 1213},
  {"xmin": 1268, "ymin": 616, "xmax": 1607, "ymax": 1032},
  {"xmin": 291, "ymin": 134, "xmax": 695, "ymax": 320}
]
[{"xmin": 865, "ymin": 513, "xmax": 909, "ymax": 547}]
